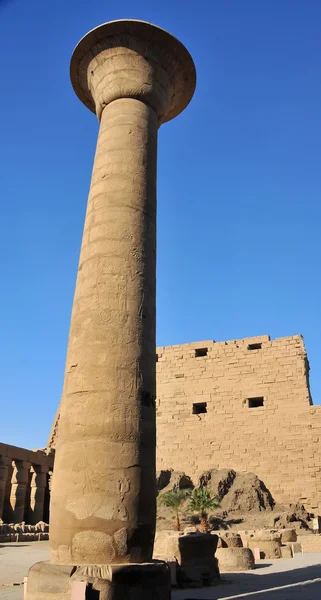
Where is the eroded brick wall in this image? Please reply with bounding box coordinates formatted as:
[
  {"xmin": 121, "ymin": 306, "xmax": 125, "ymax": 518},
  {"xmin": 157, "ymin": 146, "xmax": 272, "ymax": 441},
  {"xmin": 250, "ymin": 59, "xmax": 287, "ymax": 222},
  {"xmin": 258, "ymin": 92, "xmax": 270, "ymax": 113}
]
[{"xmin": 156, "ymin": 335, "xmax": 321, "ymax": 513}]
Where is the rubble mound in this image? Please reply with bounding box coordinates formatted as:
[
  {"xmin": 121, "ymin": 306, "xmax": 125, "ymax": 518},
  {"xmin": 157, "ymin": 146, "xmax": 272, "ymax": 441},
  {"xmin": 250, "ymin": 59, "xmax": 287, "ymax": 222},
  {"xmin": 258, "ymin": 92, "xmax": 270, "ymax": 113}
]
[
  {"xmin": 157, "ymin": 470, "xmax": 194, "ymax": 495},
  {"xmin": 156, "ymin": 468, "xmax": 314, "ymax": 533},
  {"xmin": 272, "ymin": 502, "xmax": 312, "ymax": 530},
  {"xmin": 199, "ymin": 469, "xmax": 236, "ymax": 500},
  {"xmin": 284, "ymin": 502, "xmax": 311, "ymax": 524},
  {"xmin": 198, "ymin": 469, "xmax": 274, "ymax": 512},
  {"xmin": 219, "ymin": 472, "xmax": 275, "ymax": 512}
]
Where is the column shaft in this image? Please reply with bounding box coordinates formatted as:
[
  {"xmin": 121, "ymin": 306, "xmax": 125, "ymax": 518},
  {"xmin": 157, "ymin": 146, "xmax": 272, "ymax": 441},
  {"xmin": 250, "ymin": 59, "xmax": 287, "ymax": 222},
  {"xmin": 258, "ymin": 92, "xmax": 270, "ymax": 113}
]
[
  {"xmin": 10, "ymin": 461, "xmax": 30, "ymax": 523},
  {"xmin": 29, "ymin": 466, "xmax": 48, "ymax": 524},
  {"xmin": 50, "ymin": 98, "xmax": 158, "ymax": 565},
  {"xmin": 0, "ymin": 457, "xmax": 10, "ymax": 519}
]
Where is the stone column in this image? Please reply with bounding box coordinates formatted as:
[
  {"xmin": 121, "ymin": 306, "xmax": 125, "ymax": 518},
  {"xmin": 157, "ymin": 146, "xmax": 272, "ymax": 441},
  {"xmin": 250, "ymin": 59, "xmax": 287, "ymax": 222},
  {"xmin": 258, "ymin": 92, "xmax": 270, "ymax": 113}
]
[
  {"xmin": 27, "ymin": 19, "xmax": 195, "ymax": 599},
  {"xmin": 28, "ymin": 466, "xmax": 48, "ymax": 525},
  {"xmin": 10, "ymin": 460, "xmax": 30, "ymax": 523},
  {"xmin": 0, "ymin": 457, "xmax": 10, "ymax": 520}
]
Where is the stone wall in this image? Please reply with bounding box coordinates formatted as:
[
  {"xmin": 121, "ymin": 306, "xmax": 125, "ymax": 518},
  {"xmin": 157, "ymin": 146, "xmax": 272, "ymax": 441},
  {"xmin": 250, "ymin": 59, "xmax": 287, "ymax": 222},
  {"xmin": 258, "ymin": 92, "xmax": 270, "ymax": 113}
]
[
  {"xmin": 297, "ymin": 534, "xmax": 321, "ymax": 552},
  {"xmin": 156, "ymin": 335, "xmax": 321, "ymax": 513},
  {"xmin": 0, "ymin": 443, "xmax": 54, "ymax": 524},
  {"xmin": 48, "ymin": 333, "xmax": 321, "ymax": 515}
]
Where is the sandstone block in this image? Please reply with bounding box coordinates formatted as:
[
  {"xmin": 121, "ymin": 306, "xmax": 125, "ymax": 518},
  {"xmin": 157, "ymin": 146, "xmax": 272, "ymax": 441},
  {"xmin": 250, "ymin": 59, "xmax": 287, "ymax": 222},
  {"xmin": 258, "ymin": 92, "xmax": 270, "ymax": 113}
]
[
  {"xmin": 216, "ymin": 548, "xmax": 255, "ymax": 572},
  {"xmin": 218, "ymin": 533, "xmax": 243, "ymax": 548},
  {"xmin": 280, "ymin": 545, "xmax": 293, "ymax": 559},
  {"xmin": 26, "ymin": 561, "xmax": 171, "ymax": 600},
  {"xmin": 154, "ymin": 530, "xmax": 219, "ymax": 587},
  {"xmin": 280, "ymin": 529, "xmax": 297, "ymax": 543},
  {"xmin": 247, "ymin": 537, "xmax": 282, "ymax": 560}
]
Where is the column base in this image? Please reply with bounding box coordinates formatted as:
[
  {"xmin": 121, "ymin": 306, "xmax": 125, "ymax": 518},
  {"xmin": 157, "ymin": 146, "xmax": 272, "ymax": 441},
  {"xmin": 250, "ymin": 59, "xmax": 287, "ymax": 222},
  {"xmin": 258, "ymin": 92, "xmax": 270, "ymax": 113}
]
[{"xmin": 25, "ymin": 560, "xmax": 171, "ymax": 600}]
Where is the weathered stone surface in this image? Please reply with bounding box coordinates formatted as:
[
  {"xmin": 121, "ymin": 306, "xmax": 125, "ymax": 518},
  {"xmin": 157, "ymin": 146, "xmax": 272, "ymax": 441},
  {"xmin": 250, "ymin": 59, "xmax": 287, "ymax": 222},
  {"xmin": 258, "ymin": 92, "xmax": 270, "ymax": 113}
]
[
  {"xmin": 157, "ymin": 470, "xmax": 194, "ymax": 494},
  {"xmin": 199, "ymin": 469, "xmax": 236, "ymax": 500},
  {"xmin": 28, "ymin": 17, "xmax": 195, "ymax": 600},
  {"xmin": 297, "ymin": 534, "xmax": 321, "ymax": 552},
  {"xmin": 153, "ymin": 530, "xmax": 219, "ymax": 587},
  {"xmin": 220, "ymin": 472, "xmax": 275, "ymax": 512},
  {"xmin": 154, "ymin": 335, "xmax": 321, "ymax": 514},
  {"xmin": 9, "ymin": 461, "xmax": 31, "ymax": 523},
  {"xmin": 280, "ymin": 544, "xmax": 293, "ymax": 558},
  {"xmin": 26, "ymin": 561, "xmax": 170, "ymax": 600},
  {"xmin": 218, "ymin": 532, "xmax": 243, "ymax": 548},
  {"xmin": 291, "ymin": 541, "xmax": 303, "ymax": 553},
  {"xmin": 274, "ymin": 502, "xmax": 313, "ymax": 529},
  {"xmin": 247, "ymin": 534, "xmax": 282, "ymax": 559},
  {"xmin": 50, "ymin": 333, "xmax": 321, "ymax": 515},
  {"xmin": 47, "ymin": 19, "xmax": 195, "ymax": 568},
  {"xmin": 280, "ymin": 528, "xmax": 297, "ymax": 543},
  {"xmin": 215, "ymin": 547, "xmax": 255, "ymax": 572}
]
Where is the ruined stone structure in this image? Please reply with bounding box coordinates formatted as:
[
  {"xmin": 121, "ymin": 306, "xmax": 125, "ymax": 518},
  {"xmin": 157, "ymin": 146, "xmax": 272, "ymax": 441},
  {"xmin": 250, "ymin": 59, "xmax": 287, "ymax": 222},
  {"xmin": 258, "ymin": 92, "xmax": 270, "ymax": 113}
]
[
  {"xmin": 49, "ymin": 333, "xmax": 321, "ymax": 517},
  {"xmin": 0, "ymin": 443, "xmax": 53, "ymax": 525},
  {"xmin": 26, "ymin": 18, "xmax": 195, "ymax": 599},
  {"xmin": 156, "ymin": 334, "xmax": 321, "ymax": 513}
]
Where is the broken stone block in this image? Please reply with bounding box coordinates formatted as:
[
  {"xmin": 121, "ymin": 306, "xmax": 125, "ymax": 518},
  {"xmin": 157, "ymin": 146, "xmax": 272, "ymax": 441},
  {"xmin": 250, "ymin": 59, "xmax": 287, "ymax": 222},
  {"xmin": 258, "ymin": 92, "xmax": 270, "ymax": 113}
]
[
  {"xmin": 216, "ymin": 547, "xmax": 255, "ymax": 571},
  {"xmin": 154, "ymin": 530, "xmax": 219, "ymax": 587},
  {"xmin": 280, "ymin": 545, "xmax": 293, "ymax": 559}
]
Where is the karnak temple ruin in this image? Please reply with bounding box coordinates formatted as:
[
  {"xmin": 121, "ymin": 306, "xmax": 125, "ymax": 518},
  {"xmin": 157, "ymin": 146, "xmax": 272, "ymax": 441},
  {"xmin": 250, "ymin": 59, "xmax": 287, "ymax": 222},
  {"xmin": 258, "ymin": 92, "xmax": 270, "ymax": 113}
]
[
  {"xmin": 1, "ymin": 17, "xmax": 321, "ymax": 600},
  {"xmin": 48, "ymin": 333, "xmax": 321, "ymax": 514}
]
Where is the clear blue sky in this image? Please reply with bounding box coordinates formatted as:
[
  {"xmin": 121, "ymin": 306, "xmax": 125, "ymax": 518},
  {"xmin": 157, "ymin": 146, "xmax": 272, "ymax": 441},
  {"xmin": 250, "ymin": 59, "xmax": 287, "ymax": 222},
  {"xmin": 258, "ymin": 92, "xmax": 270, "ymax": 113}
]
[{"xmin": 0, "ymin": 0, "xmax": 320, "ymax": 449}]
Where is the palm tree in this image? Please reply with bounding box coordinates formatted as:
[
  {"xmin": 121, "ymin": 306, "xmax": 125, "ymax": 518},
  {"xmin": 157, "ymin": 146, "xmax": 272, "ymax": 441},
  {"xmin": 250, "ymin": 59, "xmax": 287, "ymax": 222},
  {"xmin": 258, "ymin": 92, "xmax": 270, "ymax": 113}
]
[
  {"xmin": 188, "ymin": 487, "xmax": 220, "ymax": 532},
  {"xmin": 158, "ymin": 488, "xmax": 190, "ymax": 531}
]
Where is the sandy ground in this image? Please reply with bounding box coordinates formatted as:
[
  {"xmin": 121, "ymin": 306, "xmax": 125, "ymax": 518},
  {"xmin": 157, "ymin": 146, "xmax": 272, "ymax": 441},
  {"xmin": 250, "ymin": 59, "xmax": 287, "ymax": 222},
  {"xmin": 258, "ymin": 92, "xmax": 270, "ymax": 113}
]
[
  {"xmin": 0, "ymin": 541, "xmax": 49, "ymax": 600},
  {"xmin": 0, "ymin": 542, "xmax": 320, "ymax": 599}
]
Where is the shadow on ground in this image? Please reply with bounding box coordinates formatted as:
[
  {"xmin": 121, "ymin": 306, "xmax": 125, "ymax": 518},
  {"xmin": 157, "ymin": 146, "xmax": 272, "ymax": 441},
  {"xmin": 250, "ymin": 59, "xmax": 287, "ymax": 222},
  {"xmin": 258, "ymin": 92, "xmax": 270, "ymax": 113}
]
[{"xmin": 173, "ymin": 559, "xmax": 321, "ymax": 599}]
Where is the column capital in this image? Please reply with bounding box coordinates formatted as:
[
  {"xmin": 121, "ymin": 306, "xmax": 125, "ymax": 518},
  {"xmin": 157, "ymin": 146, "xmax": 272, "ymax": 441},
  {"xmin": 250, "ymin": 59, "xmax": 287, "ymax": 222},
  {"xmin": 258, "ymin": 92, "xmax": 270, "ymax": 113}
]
[
  {"xmin": 13, "ymin": 460, "xmax": 31, "ymax": 470},
  {"xmin": 11, "ymin": 461, "xmax": 31, "ymax": 486},
  {"xmin": 30, "ymin": 464, "xmax": 49, "ymax": 474},
  {"xmin": 70, "ymin": 19, "xmax": 196, "ymax": 123}
]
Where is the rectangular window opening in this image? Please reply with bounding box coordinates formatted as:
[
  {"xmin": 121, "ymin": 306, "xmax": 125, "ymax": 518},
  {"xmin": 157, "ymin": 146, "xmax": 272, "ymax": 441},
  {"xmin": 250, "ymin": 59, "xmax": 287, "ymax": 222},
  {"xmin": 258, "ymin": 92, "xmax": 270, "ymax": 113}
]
[
  {"xmin": 247, "ymin": 343, "xmax": 262, "ymax": 351},
  {"xmin": 195, "ymin": 347, "xmax": 208, "ymax": 358},
  {"xmin": 193, "ymin": 402, "xmax": 207, "ymax": 415},
  {"xmin": 248, "ymin": 397, "xmax": 264, "ymax": 408},
  {"xmin": 156, "ymin": 354, "xmax": 158, "ymax": 362}
]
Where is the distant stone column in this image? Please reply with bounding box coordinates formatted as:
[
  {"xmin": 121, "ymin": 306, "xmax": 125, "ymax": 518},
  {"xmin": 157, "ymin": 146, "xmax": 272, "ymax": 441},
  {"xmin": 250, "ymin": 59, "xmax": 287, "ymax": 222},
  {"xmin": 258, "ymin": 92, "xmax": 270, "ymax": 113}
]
[
  {"xmin": 0, "ymin": 457, "xmax": 10, "ymax": 519},
  {"xmin": 29, "ymin": 466, "xmax": 48, "ymax": 524},
  {"xmin": 48, "ymin": 470, "xmax": 53, "ymax": 493},
  {"xmin": 10, "ymin": 461, "xmax": 30, "ymax": 523}
]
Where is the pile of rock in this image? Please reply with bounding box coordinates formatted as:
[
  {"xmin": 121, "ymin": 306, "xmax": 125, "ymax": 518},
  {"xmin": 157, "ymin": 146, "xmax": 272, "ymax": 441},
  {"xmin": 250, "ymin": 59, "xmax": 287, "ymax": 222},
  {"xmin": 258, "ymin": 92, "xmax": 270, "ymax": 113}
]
[
  {"xmin": 0, "ymin": 520, "xmax": 49, "ymax": 543},
  {"xmin": 200, "ymin": 469, "xmax": 275, "ymax": 513},
  {"xmin": 272, "ymin": 503, "xmax": 313, "ymax": 530},
  {"xmin": 156, "ymin": 468, "xmax": 314, "ymax": 535}
]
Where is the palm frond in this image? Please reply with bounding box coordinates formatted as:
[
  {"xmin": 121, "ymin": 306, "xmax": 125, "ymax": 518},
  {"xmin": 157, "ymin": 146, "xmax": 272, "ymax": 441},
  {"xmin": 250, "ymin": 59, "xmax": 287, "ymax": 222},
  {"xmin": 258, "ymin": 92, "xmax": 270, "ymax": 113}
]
[
  {"xmin": 188, "ymin": 487, "xmax": 220, "ymax": 513},
  {"xmin": 158, "ymin": 488, "xmax": 191, "ymax": 510}
]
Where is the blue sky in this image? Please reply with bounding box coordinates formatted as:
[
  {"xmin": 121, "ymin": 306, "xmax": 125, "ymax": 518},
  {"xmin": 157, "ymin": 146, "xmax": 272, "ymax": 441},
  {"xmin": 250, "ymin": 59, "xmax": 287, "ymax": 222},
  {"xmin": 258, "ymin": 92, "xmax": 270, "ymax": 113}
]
[{"xmin": 0, "ymin": 0, "xmax": 320, "ymax": 448}]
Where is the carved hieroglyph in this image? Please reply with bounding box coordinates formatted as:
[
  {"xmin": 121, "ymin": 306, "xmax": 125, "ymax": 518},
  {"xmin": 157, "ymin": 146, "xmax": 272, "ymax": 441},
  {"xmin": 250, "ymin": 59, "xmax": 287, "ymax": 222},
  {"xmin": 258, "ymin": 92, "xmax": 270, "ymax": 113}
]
[{"xmin": 49, "ymin": 20, "xmax": 196, "ymax": 565}]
